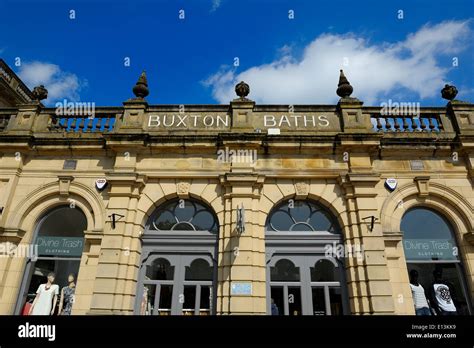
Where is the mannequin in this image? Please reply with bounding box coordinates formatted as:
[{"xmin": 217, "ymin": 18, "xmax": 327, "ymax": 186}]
[
  {"xmin": 58, "ymin": 273, "xmax": 76, "ymax": 315},
  {"xmin": 431, "ymin": 269, "xmax": 457, "ymax": 315},
  {"xmin": 29, "ymin": 272, "xmax": 59, "ymax": 315},
  {"xmin": 409, "ymin": 270, "xmax": 431, "ymax": 315}
]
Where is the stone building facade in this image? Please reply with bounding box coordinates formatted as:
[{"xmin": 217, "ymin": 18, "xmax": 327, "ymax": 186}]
[{"xmin": 0, "ymin": 67, "xmax": 472, "ymax": 315}]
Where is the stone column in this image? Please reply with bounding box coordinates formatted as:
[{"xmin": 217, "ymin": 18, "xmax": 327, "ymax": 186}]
[
  {"xmin": 88, "ymin": 172, "xmax": 145, "ymax": 314},
  {"xmin": 217, "ymin": 169, "xmax": 265, "ymax": 315}
]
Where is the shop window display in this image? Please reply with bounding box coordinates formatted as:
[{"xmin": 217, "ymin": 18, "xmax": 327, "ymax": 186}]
[
  {"xmin": 17, "ymin": 206, "xmax": 86, "ymax": 315},
  {"xmin": 402, "ymin": 207, "xmax": 472, "ymax": 315}
]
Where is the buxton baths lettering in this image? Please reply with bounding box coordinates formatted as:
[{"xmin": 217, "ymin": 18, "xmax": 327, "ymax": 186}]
[
  {"xmin": 263, "ymin": 115, "xmax": 330, "ymax": 128},
  {"xmin": 147, "ymin": 114, "xmax": 331, "ymax": 129},
  {"xmin": 148, "ymin": 114, "xmax": 230, "ymax": 128}
]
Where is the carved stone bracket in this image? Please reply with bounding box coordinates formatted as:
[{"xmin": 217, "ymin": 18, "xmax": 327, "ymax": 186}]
[
  {"xmin": 176, "ymin": 181, "xmax": 191, "ymax": 198},
  {"xmin": 414, "ymin": 176, "xmax": 430, "ymax": 197},
  {"xmin": 294, "ymin": 181, "xmax": 309, "ymax": 199},
  {"xmin": 58, "ymin": 175, "xmax": 74, "ymax": 196}
]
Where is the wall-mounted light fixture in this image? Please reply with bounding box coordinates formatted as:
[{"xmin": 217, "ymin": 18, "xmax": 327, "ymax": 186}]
[
  {"xmin": 108, "ymin": 213, "xmax": 125, "ymax": 229},
  {"xmin": 362, "ymin": 216, "xmax": 378, "ymax": 232}
]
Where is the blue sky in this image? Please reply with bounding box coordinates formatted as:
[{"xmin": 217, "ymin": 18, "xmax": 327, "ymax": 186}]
[{"xmin": 0, "ymin": 0, "xmax": 473, "ymax": 106}]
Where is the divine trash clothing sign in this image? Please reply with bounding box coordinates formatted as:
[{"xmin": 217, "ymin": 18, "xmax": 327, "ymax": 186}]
[
  {"xmin": 36, "ymin": 236, "xmax": 84, "ymax": 257},
  {"xmin": 403, "ymin": 239, "xmax": 458, "ymax": 260}
]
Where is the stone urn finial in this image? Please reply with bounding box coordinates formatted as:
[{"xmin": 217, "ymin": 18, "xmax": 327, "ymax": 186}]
[
  {"xmin": 32, "ymin": 85, "xmax": 48, "ymax": 101},
  {"xmin": 336, "ymin": 70, "xmax": 353, "ymax": 98},
  {"xmin": 132, "ymin": 70, "xmax": 149, "ymax": 99},
  {"xmin": 235, "ymin": 81, "xmax": 250, "ymax": 99},
  {"xmin": 441, "ymin": 84, "xmax": 458, "ymax": 101}
]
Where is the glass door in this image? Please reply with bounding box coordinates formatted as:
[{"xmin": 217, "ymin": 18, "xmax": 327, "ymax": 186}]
[
  {"xmin": 267, "ymin": 254, "xmax": 346, "ymax": 315},
  {"xmin": 138, "ymin": 253, "xmax": 215, "ymax": 315}
]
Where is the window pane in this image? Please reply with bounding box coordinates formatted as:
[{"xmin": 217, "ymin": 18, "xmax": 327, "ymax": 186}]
[
  {"xmin": 402, "ymin": 208, "xmax": 458, "ymax": 261},
  {"xmin": 199, "ymin": 286, "xmax": 211, "ymax": 315},
  {"xmin": 23, "ymin": 259, "xmax": 80, "ymax": 316},
  {"xmin": 172, "ymin": 222, "xmax": 194, "ymax": 231},
  {"xmin": 174, "ymin": 201, "xmax": 196, "ymax": 222},
  {"xmin": 270, "ymin": 211, "xmax": 293, "ymax": 231},
  {"xmin": 146, "ymin": 258, "xmax": 174, "ymax": 280},
  {"xmin": 402, "ymin": 208, "xmax": 455, "ymax": 240},
  {"xmin": 192, "ymin": 210, "xmax": 215, "ymax": 231},
  {"xmin": 290, "ymin": 202, "xmax": 311, "ymax": 223},
  {"xmin": 271, "ymin": 259, "xmax": 300, "ymax": 281},
  {"xmin": 312, "ymin": 287, "xmax": 326, "ymax": 315},
  {"xmin": 408, "ymin": 263, "xmax": 470, "ymax": 315},
  {"xmin": 311, "ymin": 259, "xmax": 338, "ymax": 282},
  {"xmin": 38, "ymin": 207, "xmax": 86, "ymax": 237},
  {"xmin": 153, "ymin": 210, "xmax": 176, "ymax": 230},
  {"xmin": 158, "ymin": 285, "xmax": 173, "ymax": 315},
  {"xmin": 309, "ymin": 211, "xmax": 332, "ymax": 231},
  {"xmin": 270, "ymin": 287, "xmax": 284, "ymax": 316},
  {"xmin": 140, "ymin": 285, "xmax": 156, "ymax": 315},
  {"xmin": 266, "ymin": 200, "xmax": 339, "ymax": 233},
  {"xmin": 288, "ymin": 287, "xmax": 302, "ymax": 316},
  {"xmin": 185, "ymin": 259, "xmax": 213, "ymax": 281},
  {"xmin": 329, "ymin": 287, "xmax": 343, "ymax": 315},
  {"xmin": 183, "ymin": 286, "xmax": 196, "ymax": 315},
  {"xmin": 149, "ymin": 200, "xmax": 218, "ymax": 233},
  {"xmin": 290, "ymin": 223, "xmax": 313, "ymax": 232}
]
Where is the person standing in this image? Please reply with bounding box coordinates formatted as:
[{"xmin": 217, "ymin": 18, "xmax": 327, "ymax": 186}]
[{"xmin": 29, "ymin": 272, "xmax": 59, "ymax": 315}]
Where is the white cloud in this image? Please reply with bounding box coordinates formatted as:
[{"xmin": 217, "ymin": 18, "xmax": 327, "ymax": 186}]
[
  {"xmin": 18, "ymin": 61, "xmax": 85, "ymax": 103},
  {"xmin": 204, "ymin": 20, "xmax": 472, "ymax": 105},
  {"xmin": 210, "ymin": 0, "xmax": 221, "ymax": 12}
]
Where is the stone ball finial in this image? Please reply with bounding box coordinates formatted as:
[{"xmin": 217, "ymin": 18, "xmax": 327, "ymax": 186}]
[
  {"xmin": 336, "ymin": 69, "xmax": 353, "ymax": 98},
  {"xmin": 132, "ymin": 70, "xmax": 149, "ymax": 99},
  {"xmin": 235, "ymin": 81, "xmax": 250, "ymax": 99},
  {"xmin": 441, "ymin": 84, "xmax": 458, "ymax": 101},
  {"xmin": 32, "ymin": 85, "xmax": 48, "ymax": 101}
]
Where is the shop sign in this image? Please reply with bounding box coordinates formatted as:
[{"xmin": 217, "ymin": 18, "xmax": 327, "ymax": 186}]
[
  {"xmin": 36, "ymin": 236, "xmax": 84, "ymax": 257},
  {"xmin": 403, "ymin": 239, "xmax": 457, "ymax": 260}
]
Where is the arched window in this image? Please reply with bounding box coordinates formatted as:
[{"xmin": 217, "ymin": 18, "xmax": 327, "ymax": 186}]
[
  {"xmin": 266, "ymin": 200, "xmax": 339, "ymax": 233},
  {"xmin": 402, "ymin": 207, "xmax": 472, "ymax": 315},
  {"xmin": 16, "ymin": 206, "xmax": 87, "ymax": 315},
  {"xmin": 265, "ymin": 199, "xmax": 347, "ymax": 316},
  {"xmin": 137, "ymin": 198, "xmax": 218, "ymax": 315},
  {"xmin": 148, "ymin": 199, "xmax": 218, "ymax": 233}
]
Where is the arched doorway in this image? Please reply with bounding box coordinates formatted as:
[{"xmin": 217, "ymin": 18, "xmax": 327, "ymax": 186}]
[
  {"xmin": 135, "ymin": 198, "xmax": 219, "ymax": 315},
  {"xmin": 15, "ymin": 206, "xmax": 86, "ymax": 314},
  {"xmin": 402, "ymin": 207, "xmax": 472, "ymax": 315},
  {"xmin": 265, "ymin": 199, "xmax": 348, "ymax": 315}
]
